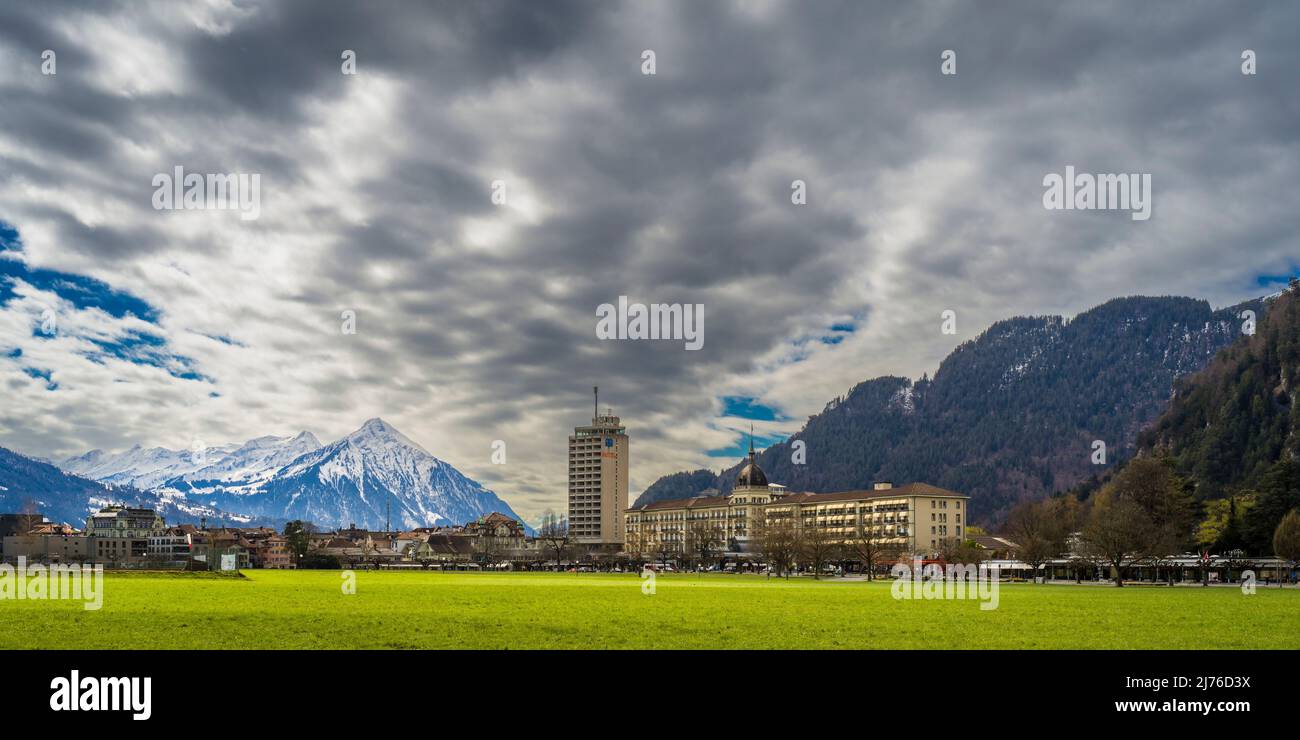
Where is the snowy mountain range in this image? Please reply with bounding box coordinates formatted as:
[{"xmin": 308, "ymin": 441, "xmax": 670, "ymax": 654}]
[
  {"xmin": 62, "ymin": 431, "xmax": 323, "ymax": 494},
  {"xmin": 62, "ymin": 443, "xmax": 237, "ymax": 491},
  {"xmin": 53, "ymin": 419, "xmax": 529, "ymax": 533},
  {"xmin": 0, "ymin": 446, "xmax": 255, "ymax": 528}
]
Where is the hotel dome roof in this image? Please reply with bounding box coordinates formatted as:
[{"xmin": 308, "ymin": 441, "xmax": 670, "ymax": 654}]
[{"xmin": 736, "ymin": 461, "xmax": 768, "ymax": 488}]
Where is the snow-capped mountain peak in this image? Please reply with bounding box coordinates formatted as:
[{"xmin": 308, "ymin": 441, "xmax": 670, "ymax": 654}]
[
  {"xmin": 61, "ymin": 442, "xmax": 234, "ymax": 490},
  {"xmin": 57, "ymin": 419, "xmax": 530, "ymax": 533},
  {"xmin": 237, "ymin": 419, "xmax": 527, "ymax": 531},
  {"xmin": 345, "ymin": 417, "xmax": 428, "ymax": 453},
  {"xmin": 60, "ymin": 428, "xmax": 319, "ymax": 492},
  {"xmin": 167, "ymin": 431, "xmax": 323, "ymax": 492}
]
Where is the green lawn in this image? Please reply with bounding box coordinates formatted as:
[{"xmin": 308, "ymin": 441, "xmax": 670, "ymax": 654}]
[{"xmin": 2, "ymin": 570, "xmax": 1296, "ymax": 649}]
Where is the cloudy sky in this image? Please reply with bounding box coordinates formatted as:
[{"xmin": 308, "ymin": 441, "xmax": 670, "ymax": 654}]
[{"xmin": 0, "ymin": 0, "xmax": 1296, "ymax": 521}]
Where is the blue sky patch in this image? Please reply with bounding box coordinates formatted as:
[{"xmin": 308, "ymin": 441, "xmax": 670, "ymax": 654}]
[
  {"xmin": 22, "ymin": 366, "xmax": 58, "ymax": 391},
  {"xmin": 719, "ymin": 395, "xmax": 782, "ymax": 421},
  {"xmin": 1, "ymin": 220, "xmax": 210, "ymax": 384},
  {"xmin": 0, "ymin": 220, "xmax": 160, "ymax": 323},
  {"xmin": 706, "ymin": 431, "xmax": 786, "ymax": 459},
  {"xmin": 195, "ymin": 331, "xmax": 245, "ymax": 347},
  {"xmin": 0, "ymin": 222, "xmax": 18, "ymax": 251},
  {"xmin": 1256, "ymin": 268, "xmax": 1298, "ymax": 288},
  {"xmin": 819, "ymin": 320, "xmax": 856, "ymax": 345},
  {"xmin": 709, "ymin": 396, "xmax": 788, "ymax": 457},
  {"xmin": 84, "ymin": 329, "xmax": 214, "ymax": 383}
]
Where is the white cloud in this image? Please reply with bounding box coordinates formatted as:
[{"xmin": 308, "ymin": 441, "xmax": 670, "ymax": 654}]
[{"xmin": 1, "ymin": 1, "xmax": 1297, "ymax": 520}]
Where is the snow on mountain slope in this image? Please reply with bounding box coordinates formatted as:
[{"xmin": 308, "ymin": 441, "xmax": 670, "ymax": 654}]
[
  {"xmin": 60, "ymin": 420, "xmax": 530, "ymax": 533},
  {"xmin": 190, "ymin": 419, "xmax": 531, "ymax": 532},
  {"xmin": 61, "ymin": 442, "xmax": 237, "ymax": 490},
  {"xmin": 161, "ymin": 431, "xmax": 322, "ymax": 495},
  {"xmin": 61, "ymin": 434, "xmax": 319, "ymax": 493},
  {"xmin": 3, "ymin": 445, "xmax": 275, "ymax": 528}
]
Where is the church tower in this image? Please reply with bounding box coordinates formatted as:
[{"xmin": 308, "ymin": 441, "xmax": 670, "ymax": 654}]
[{"xmin": 729, "ymin": 425, "xmax": 778, "ymax": 504}]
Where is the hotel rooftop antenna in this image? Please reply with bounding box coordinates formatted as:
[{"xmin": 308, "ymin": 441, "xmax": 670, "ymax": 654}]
[{"xmin": 570, "ymin": 385, "xmax": 628, "ymax": 548}]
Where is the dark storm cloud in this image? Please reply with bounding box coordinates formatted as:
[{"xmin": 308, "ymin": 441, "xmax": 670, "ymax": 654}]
[
  {"xmin": 0, "ymin": 0, "xmax": 1297, "ymax": 516},
  {"xmin": 181, "ymin": 0, "xmax": 609, "ymax": 119}
]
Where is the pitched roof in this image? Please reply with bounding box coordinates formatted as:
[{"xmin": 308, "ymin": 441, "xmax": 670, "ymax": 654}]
[
  {"xmin": 29, "ymin": 522, "xmax": 78, "ymax": 535},
  {"xmin": 634, "ymin": 495, "xmax": 733, "ymax": 512},
  {"xmin": 768, "ymin": 483, "xmax": 966, "ymax": 505},
  {"xmin": 426, "ymin": 534, "xmax": 477, "ymax": 554},
  {"xmin": 631, "ymin": 482, "xmax": 966, "ymax": 512},
  {"xmin": 971, "ymin": 535, "xmax": 1019, "ymax": 550},
  {"xmin": 476, "ymin": 512, "xmax": 517, "ymax": 525}
]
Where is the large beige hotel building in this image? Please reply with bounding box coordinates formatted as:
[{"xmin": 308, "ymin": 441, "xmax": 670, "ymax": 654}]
[
  {"xmin": 625, "ymin": 442, "xmax": 969, "ymax": 558},
  {"xmin": 567, "ymin": 390, "xmax": 629, "ymax": 545}
]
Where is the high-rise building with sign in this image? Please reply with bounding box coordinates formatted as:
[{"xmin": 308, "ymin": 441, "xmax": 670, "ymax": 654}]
[{"xmin": 568, "ymin": 387, "xmax": 629, "ymax": 545}]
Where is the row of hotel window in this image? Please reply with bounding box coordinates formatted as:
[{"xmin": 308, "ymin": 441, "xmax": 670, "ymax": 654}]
[{"xmin": 631, "ymin": 512, "xmax": 916, "ymax": 523}]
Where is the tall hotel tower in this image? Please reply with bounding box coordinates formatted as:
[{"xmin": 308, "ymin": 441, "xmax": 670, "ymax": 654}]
[{"xmin": 568, "ymin": 387, "xmax": 629, "ymax": 545}]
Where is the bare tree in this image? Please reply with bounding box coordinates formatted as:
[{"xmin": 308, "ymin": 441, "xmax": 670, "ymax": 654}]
[
  {"xmin": 1081, "ymin": 487, "xmax": 1147, "ymax": 587},
  {"xmin": 1067, "ymin": 538, "xmax": 1097, "ymax": 583},
  {"xmin": 652, "ymin": 528, "xmax": 676, "ymax": 568},
  {"xmin": 842, "ymin": 520, "xmax": 883, "ymax": 577},
  {"xmin": 940, "ymin": 537, "xmax": 990, "ymax": 566},
  {"xmin": 1273, "ymin": 509, "xmax": 1300, "ymax": 587},
  {"xmin": 798, "ymin": 519, "xmax": 839, "ymax": 579},
  {"xmin": 537, "ymin": 510, "xmax": 572, "ymax": 569},
  {"xmin": 755, "ymin": 516, "xmax": 798, "ymax": 578},
  {"xmin": 685, "ymin": 518, "xmax": 724, "ymax": 570},
  {"xmin": 847, "ymin": 517, "xmax": 897, "ymax": 581},
  {"xmin": 18, "ymin": 498, "xmax": 42, "ymax": 534},
  {"xmin": 1081, "ymin": 457, "xmax": 1195, "ymax": 585},
  {"xmin": 1006, "ymin": 497, "xmax": 1075, "ymax": 583},
  {"xmin": 623, "ymin": 527, "xmax": 649, "ymax": 567},
  {"xmin": 1125, "ymin": 458, "xmax": 1195, "ymax": 583}
]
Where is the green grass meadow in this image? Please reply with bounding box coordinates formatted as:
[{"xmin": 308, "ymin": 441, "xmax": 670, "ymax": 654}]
[{"xmin": 2, "ymin": 570, "xmax": 1297, "ymax": 649}]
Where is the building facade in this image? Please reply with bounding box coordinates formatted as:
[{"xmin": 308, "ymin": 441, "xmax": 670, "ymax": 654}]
[
  {"xmin": 255, "ymin": 535, "xmax": 293, "ymax": 568},
  {"xmin": 89, "ymin": 505, "xmax": 167, "ymax": 564},
  {"xmin": 568, "ymin": 399, "xmax": 629, "ymax": 546},
  {"xmin": 148, "ymin": 527, "xmax": 193, "ymax": 560},
  {"xmin": 2, "ymin": 533, "xmax": 92, "ymax": 562},
  {"xmin": 625, "ymin": 447, "xmax": 969, "ymax": 560}
]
